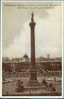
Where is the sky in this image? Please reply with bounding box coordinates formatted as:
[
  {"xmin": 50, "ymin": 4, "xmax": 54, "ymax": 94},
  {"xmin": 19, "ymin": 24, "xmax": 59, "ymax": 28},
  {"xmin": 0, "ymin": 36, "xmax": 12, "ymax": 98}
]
[{"xmin": 2, "ymin": 2, "xmax": 62, "ymax": 59}]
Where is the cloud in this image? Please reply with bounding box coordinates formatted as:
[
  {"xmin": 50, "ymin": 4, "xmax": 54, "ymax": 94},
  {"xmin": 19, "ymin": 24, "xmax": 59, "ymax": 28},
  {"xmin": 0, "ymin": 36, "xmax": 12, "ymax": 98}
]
[{"xmin": 2, "ymin": 4, "xmax": 62, "ymax": 58}]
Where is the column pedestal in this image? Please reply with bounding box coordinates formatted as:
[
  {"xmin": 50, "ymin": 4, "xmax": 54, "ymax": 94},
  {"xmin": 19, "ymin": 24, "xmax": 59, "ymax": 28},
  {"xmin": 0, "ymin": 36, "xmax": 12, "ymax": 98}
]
[{"xmin": 27, "ymin": 65, "xmax": 40, "ymax": 89}]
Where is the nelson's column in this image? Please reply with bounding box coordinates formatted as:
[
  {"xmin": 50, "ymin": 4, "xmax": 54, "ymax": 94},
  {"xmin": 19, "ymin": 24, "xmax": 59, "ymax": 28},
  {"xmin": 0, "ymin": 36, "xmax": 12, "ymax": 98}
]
[{"xmin": 28, "ymin": 13, "xmax": 39, "ymax": 87}]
